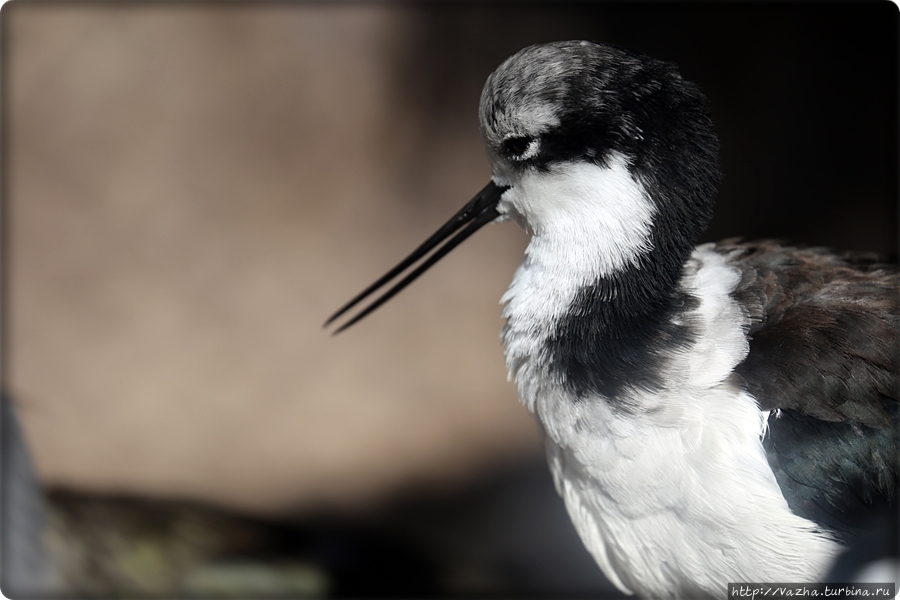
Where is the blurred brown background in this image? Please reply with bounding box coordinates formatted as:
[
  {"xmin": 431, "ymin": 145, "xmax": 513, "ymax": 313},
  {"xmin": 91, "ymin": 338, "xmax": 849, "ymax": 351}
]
[
  {"xmin": 2, "ymin": 2, "xmax": 896, "ymax": 596},
  {"xmin": 7, "ymin": 3, "xmax": 542, "ymax": 517}
]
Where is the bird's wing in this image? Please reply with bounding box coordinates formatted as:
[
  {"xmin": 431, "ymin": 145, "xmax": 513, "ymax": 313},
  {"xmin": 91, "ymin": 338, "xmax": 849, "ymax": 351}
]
[{"xmin": 717, "ymin": 240, "xmax": 899, "ymax": 540}]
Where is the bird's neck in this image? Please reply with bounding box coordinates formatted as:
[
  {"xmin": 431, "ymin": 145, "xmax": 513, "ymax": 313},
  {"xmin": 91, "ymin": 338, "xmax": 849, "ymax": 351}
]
[{"xmin": 502, "ymin": 203, "xmax": 699, "ymax": 408}]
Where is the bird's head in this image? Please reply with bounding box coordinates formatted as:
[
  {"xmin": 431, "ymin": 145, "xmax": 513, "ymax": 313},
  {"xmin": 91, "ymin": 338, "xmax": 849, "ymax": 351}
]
[
  {"xmin": 481, "ymin": 41, "xmax": 719, "ymax": 244},
  {"xmin": 327, "ymin": 41, "xmax": 720, "ymax": 332}
]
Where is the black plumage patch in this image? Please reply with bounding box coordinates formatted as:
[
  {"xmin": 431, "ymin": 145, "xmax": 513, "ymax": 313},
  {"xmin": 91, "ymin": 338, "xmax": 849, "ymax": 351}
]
[
  {"xmin": 763, "ymin": 404, "xmax": 898, "ymax": 545},
  {"xmin": 546, "ymin": 260, "xmax": 700, "ymax": 405},
  {"xmin": 540, "ymin": 213, "xmax": 704, "ymax": 409}
]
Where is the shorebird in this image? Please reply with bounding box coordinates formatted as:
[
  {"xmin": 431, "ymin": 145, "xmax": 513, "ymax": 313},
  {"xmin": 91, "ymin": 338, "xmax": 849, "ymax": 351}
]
[{"xmin": 326, "ymin": 41, "xmax": 898, "ymax": 598}]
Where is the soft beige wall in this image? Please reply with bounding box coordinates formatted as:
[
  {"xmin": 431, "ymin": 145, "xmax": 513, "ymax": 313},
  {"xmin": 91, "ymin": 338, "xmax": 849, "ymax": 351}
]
[{"xmin": 6, "ymin": 4, "xmax": 540, "ymax": 517}]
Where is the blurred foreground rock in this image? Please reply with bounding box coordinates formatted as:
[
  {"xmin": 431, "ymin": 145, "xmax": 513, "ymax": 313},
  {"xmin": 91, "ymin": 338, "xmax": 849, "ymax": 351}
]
[{"xmin": 45, "ymin": 491, "xmax": 330, "ymax": 597}]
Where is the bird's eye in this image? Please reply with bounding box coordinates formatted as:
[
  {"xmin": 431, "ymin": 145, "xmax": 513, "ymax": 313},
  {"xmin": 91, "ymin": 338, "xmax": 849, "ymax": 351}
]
[{"xmin": 503, "ymin": 136, "xmax": 538, "ymax": 160}]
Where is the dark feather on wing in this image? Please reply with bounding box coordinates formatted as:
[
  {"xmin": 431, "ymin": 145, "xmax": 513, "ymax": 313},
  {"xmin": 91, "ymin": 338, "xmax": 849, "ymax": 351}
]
[{"xmin": 717, "ymin": 240, "xmax": 899, "ymax": 540}]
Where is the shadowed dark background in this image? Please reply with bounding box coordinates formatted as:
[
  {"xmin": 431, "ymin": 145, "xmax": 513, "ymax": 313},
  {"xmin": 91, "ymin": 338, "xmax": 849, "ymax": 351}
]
[
  {"xmin": 390, "ymin": 3, "xmax": 897, "ymax": 251},
  {"xmin": 3, "ymin": 2, "xmax": 896, "ymax": 597}
]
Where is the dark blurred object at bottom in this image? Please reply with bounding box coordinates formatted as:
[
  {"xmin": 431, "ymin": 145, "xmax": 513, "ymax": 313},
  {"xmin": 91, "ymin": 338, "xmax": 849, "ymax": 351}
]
[{"xmin": 37, "ymin": 460, "xmax": 624, "ymax": 598}]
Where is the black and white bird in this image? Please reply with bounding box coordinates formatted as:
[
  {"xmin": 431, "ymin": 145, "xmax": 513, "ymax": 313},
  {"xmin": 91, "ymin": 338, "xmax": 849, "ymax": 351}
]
[{"xmin": 327, "ymin": 41, "xmax": 898, "ymax": 598}]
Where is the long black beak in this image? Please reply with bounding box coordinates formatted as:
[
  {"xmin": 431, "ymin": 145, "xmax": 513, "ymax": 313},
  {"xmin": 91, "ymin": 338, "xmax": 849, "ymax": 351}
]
[{"xmin": 325, "ymin": 180, "xmax": 509, "ymax": 333}]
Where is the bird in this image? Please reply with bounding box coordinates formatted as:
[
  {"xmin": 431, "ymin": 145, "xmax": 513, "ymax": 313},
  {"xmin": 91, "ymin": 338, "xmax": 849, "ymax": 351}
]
[{"xmin": 325, "ymin": 41, "xmax": 898, "ymax": 598}]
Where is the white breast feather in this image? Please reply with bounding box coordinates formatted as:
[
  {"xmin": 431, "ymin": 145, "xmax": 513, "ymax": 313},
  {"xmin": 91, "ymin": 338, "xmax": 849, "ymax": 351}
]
[{"xmin": 498, "ymin": 152, "xmax": 655, "ymax": 323}]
